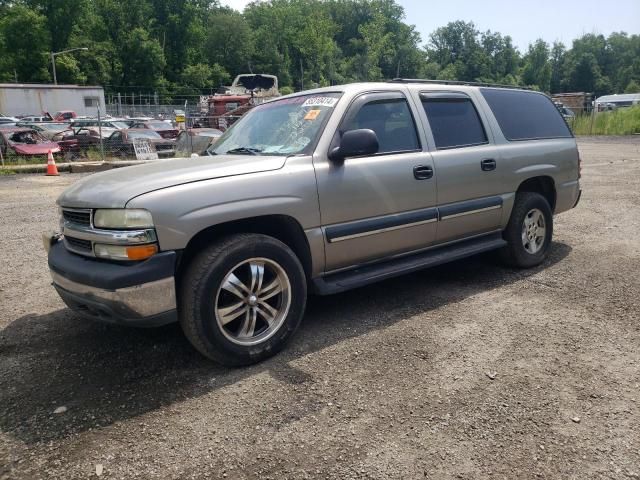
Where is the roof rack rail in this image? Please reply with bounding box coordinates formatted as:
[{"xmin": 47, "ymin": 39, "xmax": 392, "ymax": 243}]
[{"xmin": 389, "ymin": 78, "xmax": 533, "ymax": 90}]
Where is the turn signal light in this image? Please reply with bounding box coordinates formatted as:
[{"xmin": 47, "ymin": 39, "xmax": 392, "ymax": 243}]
[
  {"xmin": 94, "ymin": 243, "xmax": 158, "ymax": 261},
  {"xmin": 126, "ymin": 244, "xmax": 159, "ymax": 260}
]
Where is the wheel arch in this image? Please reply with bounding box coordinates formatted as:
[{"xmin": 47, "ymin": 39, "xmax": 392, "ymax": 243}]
[
  {"xmin": 516, "ymin": 176, "xmax": 557, "ymax": 212},
  {"xmin": 177, "ymin": 214, "xmax": 313, "ymax": 282}
]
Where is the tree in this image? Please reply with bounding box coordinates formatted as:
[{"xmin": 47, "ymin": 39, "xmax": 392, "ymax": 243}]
[
  {"xmin": 358, "ymin": 12, "xmax": 393, "ymax": 81},
  {"xmin": 24, "ymin": 0, "xmax": 90, "ymax": 53},
  {"xmin": 181, "ymin": 63, "xmax": 230, "ymax": 92},
  {"xmin": 521, "ymin": 39, "xmax": 551, "ymax": 91},
  {"xmin": 549, "ymin": 42, "xmax": 566, "ymax": 93},
  {"xmin": 426, "ymin": 22, "xmax": 523, "ymax": 83},
  {"xmin": 0, "ymin": 5, "xmax": 50, "ymax": 82},
  {"xmin": 1, "ymin": 0, "xmax": 638, "ymax": 98},
  {"xmin": 624, "ymin": 79, "xmax": 640, "ymax": 94},
  {"xmin": 205, "ymin": 9, "xmax": 254, "ymax": 77},
  {"xmin": 564, "ymin": 52, "xmax": 611, "ymax": 97},
  {"xmin": 120, "ymin": 27, "xmax": 166, "ymax": 87}
]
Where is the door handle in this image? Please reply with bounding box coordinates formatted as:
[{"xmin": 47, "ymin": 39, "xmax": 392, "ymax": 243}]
[
  {"xmin": 481, "ymin": 159, "xmax": 497, "ymax": 171},
  {"xmin": 413, "ymin": 165, "xmax": 433, "ymax": 180}
]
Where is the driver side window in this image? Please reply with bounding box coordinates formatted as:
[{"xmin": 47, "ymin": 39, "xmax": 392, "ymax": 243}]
[{"xmin": 342, "ymin": 98, "xmax": 420, "ymax": 154}]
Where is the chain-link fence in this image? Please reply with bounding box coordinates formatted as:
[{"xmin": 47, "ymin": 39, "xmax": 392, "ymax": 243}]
[{"xmin": 50, "ymin": 110, "xmax": 250, "ymax": 163}]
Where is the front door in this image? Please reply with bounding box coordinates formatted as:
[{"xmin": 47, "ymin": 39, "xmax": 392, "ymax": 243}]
[
  {"xmin": 314, "ymin": 91, "xmax": 438, "ymax": 272},
  {"xmin": 416, "ymin": 91, "xmax": 505, "ymax": 244}
]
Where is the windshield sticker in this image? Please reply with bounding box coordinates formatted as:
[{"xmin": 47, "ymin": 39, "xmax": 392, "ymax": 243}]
[
  {"xmin": 302, "ymin": 97, "xmax": 339, "ymax": 108},
  {"xmin": 304, "ymin": 109, "xmax": 322, "ymax": 121}
]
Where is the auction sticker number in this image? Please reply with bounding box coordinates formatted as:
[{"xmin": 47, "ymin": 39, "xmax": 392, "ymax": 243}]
[{"xmin": 302, "ymin": 97, "xmax": 338, "ymax": 108}]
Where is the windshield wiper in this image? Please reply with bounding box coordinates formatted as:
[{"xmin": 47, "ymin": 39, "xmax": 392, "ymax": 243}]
[{"xmin": 224, "ymin": 147, "xmax": 263, "ymax": 155}]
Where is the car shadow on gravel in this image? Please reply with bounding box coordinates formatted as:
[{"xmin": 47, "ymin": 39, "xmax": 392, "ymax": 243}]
[{"xmin": 0, "ymin": 242, "xmax": 571, "ymax": 444}]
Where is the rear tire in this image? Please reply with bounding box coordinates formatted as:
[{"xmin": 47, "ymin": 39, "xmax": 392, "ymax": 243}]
[
  {"xmin": 500, "ymin": 192, "xmax": 553, "ymax": 268},
  {"xmin": 179, "ymin": 233, "xmax": 307, "ymax": 366}
]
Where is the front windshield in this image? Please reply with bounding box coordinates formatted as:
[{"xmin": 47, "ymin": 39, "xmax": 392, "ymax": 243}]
[
  {"xmin": 210, "ymin": 92, "xmax": 342, "ymax": 156},
  {"xmin": 110, "ymin": 121, "xmax": 130, "ymax": 129}
]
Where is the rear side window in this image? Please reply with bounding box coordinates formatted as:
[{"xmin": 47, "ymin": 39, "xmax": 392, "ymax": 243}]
[
  {"xmin": 344, "ymin": 98, "xmax": 420, "ymax": 154},
  {"xmin": 422, "ymin": 96, "xmax": 488, "ymax": 149},
  {"xmin": 480, "ymin": 88, "xmax": 572, "ymax": 141}
]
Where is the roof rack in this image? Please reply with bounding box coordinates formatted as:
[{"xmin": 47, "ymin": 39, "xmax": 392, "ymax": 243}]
[{"xmin": 389, "ymin": 78, "xmax": 533, "ymax": 90}]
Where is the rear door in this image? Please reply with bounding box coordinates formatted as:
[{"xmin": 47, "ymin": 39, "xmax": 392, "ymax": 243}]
[
  {"xmin": 314, "ymin": 90, "xmax": 438, "ymax": 271},
  {"xmin": 417, "ymin": 91, "xmax": 505, "ymax": 244}
]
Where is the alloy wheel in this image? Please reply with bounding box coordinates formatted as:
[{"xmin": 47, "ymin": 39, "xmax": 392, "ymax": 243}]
[{"xmin": 214, "ymin": 257, "xmax": 292, "ymax": 346}]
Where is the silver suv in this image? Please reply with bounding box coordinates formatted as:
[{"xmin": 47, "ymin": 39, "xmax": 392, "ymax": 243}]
[{"xmin": 45, "ymin": 80, "xmax": 581, "ymax": 365}]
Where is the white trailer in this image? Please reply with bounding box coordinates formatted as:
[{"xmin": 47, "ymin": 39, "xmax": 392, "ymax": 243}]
[{"xmin": 0, "ymin": 83, "xmax": 106, "ymax": 117}]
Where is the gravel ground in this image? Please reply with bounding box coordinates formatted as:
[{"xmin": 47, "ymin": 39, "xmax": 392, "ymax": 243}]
[{"xmin": 1, "ymin": 137, "xmax": 639, "ymax": 479}]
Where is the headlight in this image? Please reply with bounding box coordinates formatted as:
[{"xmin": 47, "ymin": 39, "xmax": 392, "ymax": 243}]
[{"xmin": 93, "ymin": 209, "xmax": 154, "ymax": 229}]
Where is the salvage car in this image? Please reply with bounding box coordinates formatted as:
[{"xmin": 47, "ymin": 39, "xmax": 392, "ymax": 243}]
[
  {"xmin": 15, "ymin": 121, "xmax": 71, "ymax": 140},
  {"xmin": 0, "ymin": 127, "xmax": 61, "ymax": 159},
  {"xmin": 175, "ymin": 128, "xmax": 223, "ymax": 157},
  {"xmin": 0, "ymin": 115, "xmax": 18, "ymax": 126},
  {"xmin": 45, "ymin": 81, "xmax": 581, "ymax": 366},
  {"xmin": 129, "ymin": 120, "xmax": 179, "ymax": 139},
  {"xmin": 52, "ymin": 110, "xmax": 77, "ymax": 122},
  {"xmin": 18, "ymin": 115, "xmax": 52, "ymax": 123},
  {"xmin": 104, "ymin": 128, "xmax": 176, "ymax": 157}
]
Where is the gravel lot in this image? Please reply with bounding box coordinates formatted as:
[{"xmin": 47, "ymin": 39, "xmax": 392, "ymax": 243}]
[{"xmin": 1, "ymin": 137, "xmax": 639, "ymax": 479}]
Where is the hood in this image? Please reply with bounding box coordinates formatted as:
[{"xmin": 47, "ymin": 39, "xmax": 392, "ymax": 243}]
[
  {"xmin": 57, "ymin": 154, "xmax": 287, "ymax": 208},
  {"xmin": 11, "ymin": 143, "xmax": 60, "ymax": 155}
]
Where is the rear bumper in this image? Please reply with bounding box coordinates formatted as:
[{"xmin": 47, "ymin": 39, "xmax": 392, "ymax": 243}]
[
  {"xmin": 48, "ymin": 239, "xmax": 178, "ymax": 326},
  {"xmin": 555, "ymin": 179, "xmax": 581, "ymax": 214}
]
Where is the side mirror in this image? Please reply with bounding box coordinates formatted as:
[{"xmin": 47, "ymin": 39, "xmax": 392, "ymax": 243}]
[{"xmin": 329, "ymin": 128, "xmax": 379, "ymax": 162}]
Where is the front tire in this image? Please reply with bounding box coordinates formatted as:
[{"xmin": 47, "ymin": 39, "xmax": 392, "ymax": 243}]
[
  {"xmin": 179, "ymin": 234, "xmax": 307, "ymax": 366},
  {"xmin": 500, "ymin": 192, "xmax": 553, "ymax": 268}
]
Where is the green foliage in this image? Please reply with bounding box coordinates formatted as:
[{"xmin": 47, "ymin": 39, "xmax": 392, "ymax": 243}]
[
  {"xmin": 427, "ymin": 21, "xmax": 519, "ymax": 84},
  {"xmin": 624, "ymin": 80, "xmax": 640, "ymax": 94},
  {"xmin": 0, "ymin": 0, "xmax": 637, "ymax": 99},
  {"xmin": 0, "ymin": 4, "xmax": 50, "ymax": 82},
  {"xmin": 181, "ymin": 63, "xmax": 230, "ymax": 92},
  {"xmin": 571, "ymin": 106, "xmax": 640, "ymax": 136},
  {"xmin": 521, "ymin": 40, "xmax": 551, "ymax": 91}
]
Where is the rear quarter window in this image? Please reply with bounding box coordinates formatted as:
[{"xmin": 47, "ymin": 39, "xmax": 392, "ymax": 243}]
[{"xmin": 480, "ymin": 88, "xmax": 572, "ymax": 141}]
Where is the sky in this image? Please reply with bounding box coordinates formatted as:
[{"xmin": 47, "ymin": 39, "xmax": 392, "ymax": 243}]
[{"xmin": 219, "ymin": 0, "xmax": 640, "ymax": 52}]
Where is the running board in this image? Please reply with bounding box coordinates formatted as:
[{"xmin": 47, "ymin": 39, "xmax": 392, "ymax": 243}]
[{"xmin": 312, "ymin": 232, "xmax": 506, "ymax": 295}]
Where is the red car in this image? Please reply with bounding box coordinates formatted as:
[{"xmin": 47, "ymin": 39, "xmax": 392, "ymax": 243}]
[
  {"xmin": 129, "ymin": 120, "xmax": 179, "ymax": 139},
  {"xmin": 51, "ymin": 110, "xmax": 77, "ymax": 122},
  {"xmin": 0, "ymin": 127, "xmax": 63, "ymax": 159}
]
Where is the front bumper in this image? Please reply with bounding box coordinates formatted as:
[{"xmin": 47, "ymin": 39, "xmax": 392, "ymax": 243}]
[{"xmin": 47, "ymin": 238, "xmax": 178, "ymax": 326}]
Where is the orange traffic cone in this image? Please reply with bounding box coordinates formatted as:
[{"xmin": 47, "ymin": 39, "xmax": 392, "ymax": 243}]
[{"xmin": 46, "ymin": 150, "xmax": 59, "ymax": 176}]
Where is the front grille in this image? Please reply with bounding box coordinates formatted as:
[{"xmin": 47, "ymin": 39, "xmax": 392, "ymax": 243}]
[
  {"xmin": 155, "ymin": 144, "xmax": 173, "ymax": 151},
  {"xmin": 64, "ymin": 236, "xmax": 92, "ymax": 252},
  {"xmin": 63, "ymin": 209, "xmax": 91, "ymax": 226}
]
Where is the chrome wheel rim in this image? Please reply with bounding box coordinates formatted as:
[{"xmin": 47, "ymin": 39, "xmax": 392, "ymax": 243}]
[
  {"xmin": 214, "ymin": 258, "xmax": 291, "ymax": 346},
  {"xmin": 521, "ymin": 208, "xmax": 546, "ymax": 254}
]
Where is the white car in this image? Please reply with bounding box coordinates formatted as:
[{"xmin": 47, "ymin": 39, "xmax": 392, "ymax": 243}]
[
  {"xmin": 18, "ymin": 115, "xmax": 52, "ymax": 123},
  {"xmin": 0, "ymin": 115, "xmax": 19, "ymax": 126}
]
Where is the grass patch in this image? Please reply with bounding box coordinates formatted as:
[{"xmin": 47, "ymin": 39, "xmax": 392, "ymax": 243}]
[
  {"xmin": 571, "ymin": 105, "xmax": 640, "ymax": 135},
  {"xmin": 1, "ymin": 154, "xmax": 50, "ymax": 165},
  {"xmin": 84, "ymin": 148, "xmax": 105, "ymax": 162},
  {"xmin": 0, "ymin": 168, "xmax": 17, "ymax": 175}
]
